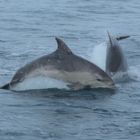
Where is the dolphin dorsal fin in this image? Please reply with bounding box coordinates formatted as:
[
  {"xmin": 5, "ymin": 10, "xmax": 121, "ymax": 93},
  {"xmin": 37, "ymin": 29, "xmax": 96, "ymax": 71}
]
[{"xmin": 55, "ymin": 37, "xmax": 72, "ymax": 54}]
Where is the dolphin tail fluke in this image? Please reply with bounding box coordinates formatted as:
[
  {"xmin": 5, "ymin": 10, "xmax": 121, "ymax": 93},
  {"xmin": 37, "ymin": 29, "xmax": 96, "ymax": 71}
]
[
  {"xmin": 0, "ymin": 83, "xmax": 10, "ymax": 90},
  {"xmin": 107, "ymin": 31, "xmax": 130, "ymax": 42},
  {"xmin": 116, "ymin": 35, "xmax": 130, "ymax": 41}
]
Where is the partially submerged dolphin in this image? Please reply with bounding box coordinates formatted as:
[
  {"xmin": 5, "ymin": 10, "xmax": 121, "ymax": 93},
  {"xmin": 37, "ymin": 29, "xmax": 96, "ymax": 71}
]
[
  {"xmin": 106, "ymin": 32, "xmax": 128, "ymax": 77},
  {"xmin": 1, "ymin": 38, "xmax": 115, "ymax": 91},
  {"xmin": 89, "ymin": 33, "xmax": 129, "ymax": 78}
]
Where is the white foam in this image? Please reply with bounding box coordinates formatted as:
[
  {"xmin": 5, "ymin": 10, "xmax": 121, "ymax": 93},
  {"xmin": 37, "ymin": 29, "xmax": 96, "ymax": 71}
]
[
  {"xmin": 109, "ymin": 65, "xmax": 140, "ymax": 83},
  {"xmin": 112, "ymin": 72, "xmax": 129, "ymax": 83},
  {"xmin": 11, "ymin": 76, "xmax": 70, "ymax": 91},
  {"xmin": 127, "ymin": 66, "xmax": 140, "ymax": 82},
  {"xmin": 88, "ymin": 42, "xmax": 107, "ymax": 71}
]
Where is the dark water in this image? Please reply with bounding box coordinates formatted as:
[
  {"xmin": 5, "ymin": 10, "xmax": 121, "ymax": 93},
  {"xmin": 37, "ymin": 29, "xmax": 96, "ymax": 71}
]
[{"xmin": 0, "ymin": 0, "xmax": 140, "ymax": 139}]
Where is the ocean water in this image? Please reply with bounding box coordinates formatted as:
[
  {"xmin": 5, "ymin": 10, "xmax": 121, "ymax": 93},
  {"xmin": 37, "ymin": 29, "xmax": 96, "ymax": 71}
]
[{"xmin": 0, "ymin": 0, "xmax": 140, "ymax": 139}]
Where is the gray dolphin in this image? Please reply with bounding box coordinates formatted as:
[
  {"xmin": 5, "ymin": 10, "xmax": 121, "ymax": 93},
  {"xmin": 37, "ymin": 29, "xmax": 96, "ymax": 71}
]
[
  {"xmin": 106, "ymin": 32, "xmax": 128, "ymax": 76},
  {"xmin": 1, "ymin": 37, "xmax": 115, "ymax": 91}
]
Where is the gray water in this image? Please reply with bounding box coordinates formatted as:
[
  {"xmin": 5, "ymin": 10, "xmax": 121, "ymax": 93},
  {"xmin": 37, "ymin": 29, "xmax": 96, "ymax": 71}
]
[{"xmin": 0, "ymin": 0, "xmax": 140, "ymax": 139}]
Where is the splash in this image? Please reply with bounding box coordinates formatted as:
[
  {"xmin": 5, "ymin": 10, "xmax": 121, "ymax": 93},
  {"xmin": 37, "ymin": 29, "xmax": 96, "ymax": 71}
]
[
  {"xmin": 112, "ymin": 66, "xmax": 140, "ymax": 83},
  {"xmin": 127, "ymin": 66, "xmax": 140, "ymax": 82},
  {"xmin": 112, "ymin": 72, "xmax": 130, "ymax": 83},
  {"xmin": 88, "ymin": 42, "xmax": 107, "ymax": 71}
]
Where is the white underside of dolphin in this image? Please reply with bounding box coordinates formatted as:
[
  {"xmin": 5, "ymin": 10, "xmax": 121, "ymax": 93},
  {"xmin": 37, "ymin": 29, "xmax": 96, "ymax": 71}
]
[{"xmin": 12, "ymin": 76, "xmax": 69, "ymax": 91}]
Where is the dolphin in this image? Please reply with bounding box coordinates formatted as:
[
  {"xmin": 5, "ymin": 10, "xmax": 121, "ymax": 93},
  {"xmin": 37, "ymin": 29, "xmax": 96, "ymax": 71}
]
[
  {"xmin": 89, "ymin": 34, "xmax": 129, "ymax": 74},
  {"xmin": 1, "ymin": 37, "xmax": 115, "ymax": 91},
  {"xmin": 106, "ymin": 32, "xmax": 128, "ymax": 77}
]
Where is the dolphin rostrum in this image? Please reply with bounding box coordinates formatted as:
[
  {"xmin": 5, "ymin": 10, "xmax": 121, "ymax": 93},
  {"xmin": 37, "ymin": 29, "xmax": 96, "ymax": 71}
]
[
  {"xmin": 1, "ymin": 37, "xmax": 115, "ymax": 91},
  {"xmin": 106, "ymin": 32, "xmax": 128, "ymax": 77}
]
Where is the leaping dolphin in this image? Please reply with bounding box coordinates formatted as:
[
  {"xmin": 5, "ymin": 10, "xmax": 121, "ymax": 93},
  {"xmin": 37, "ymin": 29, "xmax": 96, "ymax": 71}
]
[
  {"xmin": 1, "ymin": 37, "xmax": 115, "ymax": 91},
  {"xmin": 106, "ymin": 32, "xmax": 128, "ymax": 77}
]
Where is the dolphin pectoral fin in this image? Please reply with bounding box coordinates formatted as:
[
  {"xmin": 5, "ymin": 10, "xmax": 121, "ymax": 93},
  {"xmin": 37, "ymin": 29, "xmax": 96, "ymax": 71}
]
[
  {"xmin": 67, "ymin": 82, "xmax": 85, "ymax": 90},
  {"xmin": 116, "ymin": 35, "xmax": 130, "ymax": 41}
]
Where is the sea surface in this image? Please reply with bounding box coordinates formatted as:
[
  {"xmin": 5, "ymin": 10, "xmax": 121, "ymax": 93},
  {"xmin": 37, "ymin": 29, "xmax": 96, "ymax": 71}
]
[{"xmin": 0, "ymin": 0, "xmax": 140, "ymax": 139}]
